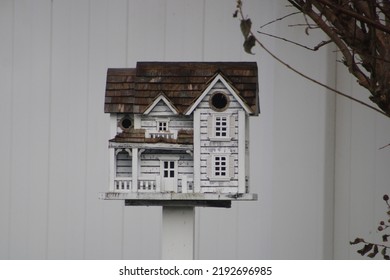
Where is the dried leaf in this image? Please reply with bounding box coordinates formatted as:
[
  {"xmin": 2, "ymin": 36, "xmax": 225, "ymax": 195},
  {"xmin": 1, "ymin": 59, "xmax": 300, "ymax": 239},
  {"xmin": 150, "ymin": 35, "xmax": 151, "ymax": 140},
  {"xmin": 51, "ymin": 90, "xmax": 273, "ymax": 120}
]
[
  {"xmin": 357, "ymin": 243, "xmax": 374, "ymax": 256},
  {"xmin": 381, "ymin": 247, "xmax": 387, "ymax": 257},
  {"xmin": 240, "ymin": 18, "xmax": 252, "ymax": 39},
  {"xmin": 350, "ymin": 238, "xmax": 365, "ymax": 245},
  {"xmin": 383, "ymin": 234, "xmax": 389, "ymax": 242},
  {"xmin": 367, "ymin": 245, "xmax": 379, "ymax": 258},
  {"xmin": 243, "ymin": 35, "xmax": 256, "ymax": 55}
]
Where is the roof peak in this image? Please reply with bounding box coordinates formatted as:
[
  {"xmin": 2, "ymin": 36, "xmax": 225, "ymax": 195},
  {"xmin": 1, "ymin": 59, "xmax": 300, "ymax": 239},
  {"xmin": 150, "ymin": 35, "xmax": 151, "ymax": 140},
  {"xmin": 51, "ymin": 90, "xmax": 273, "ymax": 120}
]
[{"xmin": 105, "ymin": 61, "xmax": 259, "ymax": 115}]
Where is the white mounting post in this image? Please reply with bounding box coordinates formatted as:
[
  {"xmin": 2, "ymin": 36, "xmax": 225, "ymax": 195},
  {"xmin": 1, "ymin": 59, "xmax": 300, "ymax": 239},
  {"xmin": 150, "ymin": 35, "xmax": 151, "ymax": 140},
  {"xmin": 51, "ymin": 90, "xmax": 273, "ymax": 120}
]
[{"xmin": 161, "ymin": 206, "xmax": 195, "ymax": 260}]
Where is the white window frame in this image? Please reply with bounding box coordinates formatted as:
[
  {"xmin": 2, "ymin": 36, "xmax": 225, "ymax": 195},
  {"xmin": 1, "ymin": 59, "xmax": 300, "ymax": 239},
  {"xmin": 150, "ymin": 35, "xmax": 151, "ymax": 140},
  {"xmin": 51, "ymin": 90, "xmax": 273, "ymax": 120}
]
[
  {"xmin": 208, "ymin": 114, "xmax": 233, "ymax": 141},
  {"xmin": 213, "ymin": 155, "xmax": 228, "ymax": 177},
  {"xmin": 156, "ymin": 118, "xmax": 170, "ymax": 132},
  {"xmin": 162, "ymin": 160, "xmax": 176, "ymax": 178},
  {"xmin": 214, "ymin": 115, "xmax": 228, "ymax": 137},
  {"xmin": 209, "ymin": 154, "xmax": 231, "ymax": 181}
]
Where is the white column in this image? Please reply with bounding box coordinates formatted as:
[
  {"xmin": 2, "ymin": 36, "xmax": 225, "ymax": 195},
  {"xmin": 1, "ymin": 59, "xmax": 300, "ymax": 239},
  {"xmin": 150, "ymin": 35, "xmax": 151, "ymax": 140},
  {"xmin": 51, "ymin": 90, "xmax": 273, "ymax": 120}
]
[
  {"xmin": 193, "ymin": 110, "xmax": 201, "ymax": 192},
  {"xmin": 132, "ymin": 147, "xmax": 138, "ymax": 192},
  {"xmin": 238, "ymin": 110, "xmax": 246, "ymax": 193},
  {"xmin": 109, "ymin": 148, "xmax": 115, "ymax": 191},
  {"xmin": 162, "ymin": 206, "xmax": 195, "ymax": 260}
]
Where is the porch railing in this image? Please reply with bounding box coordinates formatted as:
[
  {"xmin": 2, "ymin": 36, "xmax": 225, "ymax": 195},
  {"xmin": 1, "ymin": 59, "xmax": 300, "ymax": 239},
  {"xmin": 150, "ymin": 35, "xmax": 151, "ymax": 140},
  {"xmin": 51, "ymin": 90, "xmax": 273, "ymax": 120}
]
[
  {"xmin": 114, "ymin": 177, "xmax": 132, "ymax": 191},
  {"xmin": 137, "ymin": 177, "xmax": 159, "ymax": 192},
  {"xmin": 149, "ymin": 132, "xmax": 175, "ymax": 139},
  {"xmin": 113, "ymin": 176, "xmax": 193, "ymax": 193}
]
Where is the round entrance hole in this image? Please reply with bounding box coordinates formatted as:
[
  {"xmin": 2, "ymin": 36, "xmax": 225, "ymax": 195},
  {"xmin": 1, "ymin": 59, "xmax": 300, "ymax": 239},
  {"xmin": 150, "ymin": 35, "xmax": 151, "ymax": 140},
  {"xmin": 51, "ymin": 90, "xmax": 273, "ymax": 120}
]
[
  {"xmin": 119, "ymin": 116, "xmax": 133, "ymax": 130},
  {"xmin": 210, "ymin": 92, "xmax": 229, "ymax": 111}
]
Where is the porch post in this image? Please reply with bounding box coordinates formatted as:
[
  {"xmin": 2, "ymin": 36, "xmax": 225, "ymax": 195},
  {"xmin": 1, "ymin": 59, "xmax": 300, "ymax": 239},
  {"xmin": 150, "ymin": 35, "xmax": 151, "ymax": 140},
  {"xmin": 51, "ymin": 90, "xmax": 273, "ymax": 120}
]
[
  {"xmin": 132, "ymin": 147, "xmax": 138, "ymax": 192},
  {"xmin": 162, "ymin": 206, "xmax": 195, "ymax": 260}
]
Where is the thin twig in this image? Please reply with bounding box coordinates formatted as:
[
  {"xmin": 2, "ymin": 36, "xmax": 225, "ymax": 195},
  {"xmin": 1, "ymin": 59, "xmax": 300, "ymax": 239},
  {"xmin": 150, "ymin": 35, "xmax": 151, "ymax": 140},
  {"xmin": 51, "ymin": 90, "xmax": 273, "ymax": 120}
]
[
  {"xmin": 260, "ymin": 12, "xmax": 301, "ymax": 28},
  {"xmin": 257, "ymin": 30, "xmax": 331, "ymax": 51},
  {"xmin": 237, "ymin": 2, "xmax": 389, "ymax": 118},
  {"xmin": 379, "ymin": 143, "xmax": 390, "ymax": 150}
]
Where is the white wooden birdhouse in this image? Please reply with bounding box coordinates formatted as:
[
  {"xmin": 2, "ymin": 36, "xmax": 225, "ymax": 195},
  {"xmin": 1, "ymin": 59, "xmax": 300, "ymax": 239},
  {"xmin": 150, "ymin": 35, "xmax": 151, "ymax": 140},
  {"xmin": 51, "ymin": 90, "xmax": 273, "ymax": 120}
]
[{"xmin": 100, "ymin": 62, "xmax": 259, "ymax": 208}]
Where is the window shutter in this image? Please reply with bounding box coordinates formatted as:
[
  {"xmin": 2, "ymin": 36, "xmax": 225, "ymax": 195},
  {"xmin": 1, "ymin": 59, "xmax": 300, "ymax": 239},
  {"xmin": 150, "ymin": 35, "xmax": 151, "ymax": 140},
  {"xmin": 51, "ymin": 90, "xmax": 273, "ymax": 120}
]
[
  {"xmin": 229, "ymin": 155, "xmax": 235, "ymax": 179},
  {"xmin": 230, "ymin": 115, "xmax": 235, "ymax": 139},
  {"xmin": 207, "ymin": 115, "xmax": 213, "ymax": 137}
]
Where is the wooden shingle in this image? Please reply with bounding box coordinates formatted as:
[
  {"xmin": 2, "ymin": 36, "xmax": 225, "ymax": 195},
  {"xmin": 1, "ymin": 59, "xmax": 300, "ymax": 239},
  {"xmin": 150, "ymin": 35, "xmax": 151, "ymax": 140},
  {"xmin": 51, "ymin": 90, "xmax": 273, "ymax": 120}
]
[{"xmin": 104, "ymin": 62, "xmax": 259, "ymax": 115}]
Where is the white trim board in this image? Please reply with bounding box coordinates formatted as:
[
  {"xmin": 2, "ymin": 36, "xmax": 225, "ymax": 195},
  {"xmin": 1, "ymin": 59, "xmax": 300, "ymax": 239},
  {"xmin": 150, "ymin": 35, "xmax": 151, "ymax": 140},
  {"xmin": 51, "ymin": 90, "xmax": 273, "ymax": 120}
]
[{"xmin": 185, "ymin": 74, "xmax": 253, "ymax": 115}]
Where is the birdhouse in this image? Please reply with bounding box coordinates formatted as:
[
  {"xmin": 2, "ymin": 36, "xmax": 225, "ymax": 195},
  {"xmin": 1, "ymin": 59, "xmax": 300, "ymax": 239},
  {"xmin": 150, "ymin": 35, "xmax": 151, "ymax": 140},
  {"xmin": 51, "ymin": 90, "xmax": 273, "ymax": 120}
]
[{"xmin": 100, "ymin": 62, "xmax": 259, "ymax": 208}]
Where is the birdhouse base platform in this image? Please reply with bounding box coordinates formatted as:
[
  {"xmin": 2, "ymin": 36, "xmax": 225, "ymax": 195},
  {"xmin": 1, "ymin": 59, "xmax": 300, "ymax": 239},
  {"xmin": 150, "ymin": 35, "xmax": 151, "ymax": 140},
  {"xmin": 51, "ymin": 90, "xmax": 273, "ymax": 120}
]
[{"xmin": 99, "ymin": 192, "xmax": 257, "ymax": 208}]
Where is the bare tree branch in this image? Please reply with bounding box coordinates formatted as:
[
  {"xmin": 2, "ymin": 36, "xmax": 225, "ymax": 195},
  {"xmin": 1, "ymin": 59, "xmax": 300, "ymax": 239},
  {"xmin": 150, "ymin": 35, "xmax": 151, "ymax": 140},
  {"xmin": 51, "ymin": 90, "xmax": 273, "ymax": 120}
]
[
  {"xmin": 260, "ymin": 12, "xmax": 301, "ymax": 29},
  {"xmin": 257, "ymin": 30, "xmax": 332, "ymax": 51},
  {"xmin": 235, "ymin": 1, "xmax": 389, "ymax": 118}
]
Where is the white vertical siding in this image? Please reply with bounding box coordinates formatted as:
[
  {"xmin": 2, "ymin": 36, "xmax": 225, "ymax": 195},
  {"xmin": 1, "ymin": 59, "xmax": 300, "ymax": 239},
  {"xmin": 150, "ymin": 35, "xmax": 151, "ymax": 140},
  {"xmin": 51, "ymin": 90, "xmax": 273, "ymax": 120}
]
[
  {"xmin": 0, "ymin": 0, "xmax": 13, "ymax": 259},
  {"xmin": 333, "ymin": 55, "xmax": 390, "ymax": 259},
  {"xmin": 1, "ymin": 0, "xmax": 387, "ymax": 260}
]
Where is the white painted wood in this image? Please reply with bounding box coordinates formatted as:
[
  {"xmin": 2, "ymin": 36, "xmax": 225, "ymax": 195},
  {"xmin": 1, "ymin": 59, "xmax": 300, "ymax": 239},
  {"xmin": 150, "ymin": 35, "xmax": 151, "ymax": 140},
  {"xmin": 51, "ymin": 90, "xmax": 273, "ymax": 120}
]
[
  {"xmin": 132, "ymin": 148, "xmax": 138, "ymax": 192},
  {"xmin": 162, "ymin": 206, "xmax": 195, "ymax": 260},
  {"xmin": 24, "ymin": 0, "xmax": 52, "ymax": 259},
  {"xmin": 185, "ymin": 74, "xmax": 253, "ymax": 115},
  {"xmin": 144, "ymin": 94, "xmax": 179, "ymax": 115},
  {"xmin": 238, "ymin": 110, "xmax": 246, "ymax": 193},
  {"xmin": 165, "ymin": 0, "xmax": 205, "ymax": 60},
  {"xmin": 86, "ymin": 0, "xmax": 126, "ymax": 260},
  {"xmin": 245, "ymin": 114, "xmax": 250, "ymax": 193},
  {"xmin": 45, "ymin": 0, "xmax": 72, "ymax": 259},
  {"xmin": 0, "ymin": 0, "xmax": 14, "ymax": 259},
  {"xmin": 193, "ymin": 110, "xmax": 201, "ymax": 193},
  {"xmin": 109, "ymin": 148, "xmax": 115, "ymax": 191},
  {"xmin": 8, "ymin": 0, "xmax": 36, "ymax": 259}
]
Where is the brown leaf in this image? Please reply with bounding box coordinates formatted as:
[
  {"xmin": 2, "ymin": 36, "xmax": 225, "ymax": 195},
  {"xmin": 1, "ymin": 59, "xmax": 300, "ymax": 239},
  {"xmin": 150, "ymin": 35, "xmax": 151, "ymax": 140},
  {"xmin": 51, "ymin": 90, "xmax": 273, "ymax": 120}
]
[
  {"xmin": 243, "ymin": 35, "xmax": 256, "ymax": 55},
  {"xmin": 357, "ymin": 243, "xmax": 374, "ymax": 256},
  {"xmin": 240, "ymin": 18, "xmax": 252, "ymax": 39},
  {"xmin": 381, "ymin": 247, "xmax": 387, "ymax": 257},
  {"xmin": 367, "ymin": 245, "xmax": 378, "ymax": 258},
  {"xmin": 350, "ymin": 238, "xmax": 365, "ymax": 245}
]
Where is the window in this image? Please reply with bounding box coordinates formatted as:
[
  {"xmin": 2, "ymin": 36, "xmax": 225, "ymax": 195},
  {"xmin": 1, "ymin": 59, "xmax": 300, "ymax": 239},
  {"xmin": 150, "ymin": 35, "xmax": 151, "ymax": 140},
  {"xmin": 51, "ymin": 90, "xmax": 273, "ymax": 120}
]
[
  {"xmin": 214, "ymin": 156, "xmax": 227, "ymax": 177},
  {"xmin": 208, "ymin": 154, "xmax": 234, "ymax": 180},
  {"xmin": 163, "ymin": 161, "xmax": 175, "ymax": 178},
  {"xmin": 116, "ymin": 150, "xmax": 132, "ymax": 177},
  {"xmin": 158, "ymin": 121, "xmax": 168, "ymax": 131},
  {"xmin": 215, "ymin": 116, "xmax": 228, "ymax": 137},
  {"xmin": 208, "ymin": 114, "xmax": 235, "ymax": 141}
]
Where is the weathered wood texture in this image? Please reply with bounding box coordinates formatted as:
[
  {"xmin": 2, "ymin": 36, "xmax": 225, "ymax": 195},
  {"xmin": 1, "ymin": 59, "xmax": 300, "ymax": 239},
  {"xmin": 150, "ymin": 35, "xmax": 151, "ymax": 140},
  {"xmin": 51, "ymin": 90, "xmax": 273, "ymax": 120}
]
[{"xmin": 104, "ymin": 62, "xmax": 259, "ymax": 115}]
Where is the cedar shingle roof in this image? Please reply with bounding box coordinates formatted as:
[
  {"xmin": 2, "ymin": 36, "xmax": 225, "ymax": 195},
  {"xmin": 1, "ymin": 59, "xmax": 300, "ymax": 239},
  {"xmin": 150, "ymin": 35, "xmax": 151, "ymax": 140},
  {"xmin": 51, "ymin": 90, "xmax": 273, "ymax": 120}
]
[{"xmin": 104, "ymin": 62, "xmax": 259, "ymax": 115}]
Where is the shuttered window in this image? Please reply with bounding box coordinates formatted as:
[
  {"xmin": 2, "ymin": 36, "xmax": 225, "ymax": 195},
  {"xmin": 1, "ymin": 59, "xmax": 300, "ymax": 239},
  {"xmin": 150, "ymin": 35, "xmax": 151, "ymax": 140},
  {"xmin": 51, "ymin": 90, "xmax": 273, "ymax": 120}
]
[
  {"xmin": 208, "ymin": 154, "xmax": 235, "ymax": 180},
  {"xmin": 214, "ymin": 156, "xmax": 227, "ymax": 177},
  {"xmin": 215, "ymin": 116, "xmax": 228, "ymax": 137},
  {"xmin": 207, "ymin": 114, "xmax": 235, "ymax": 140},
  {"xmin": 116, "ymin": 150, "xmax": 132, "ymax": 177}
]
